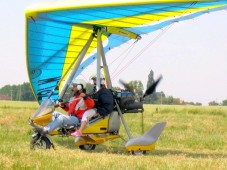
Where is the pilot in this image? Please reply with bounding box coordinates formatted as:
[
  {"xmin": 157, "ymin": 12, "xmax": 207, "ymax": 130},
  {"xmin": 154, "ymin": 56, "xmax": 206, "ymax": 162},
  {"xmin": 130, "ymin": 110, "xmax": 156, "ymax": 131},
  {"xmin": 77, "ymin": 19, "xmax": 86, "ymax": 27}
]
[
  {"xmin": 30, "ymin": 79, "xmax": 94, "ymax": 135},
  {"xmin": 91, "ymin": 74, "xmax": 114, "ymax": 117},
  {"xmin": 71, "ymin": 74, "xmax": 114, "ymax": 137},
  {"xmin": 90, "ymin": 73, "xmax": 106, "ymax": 94}
]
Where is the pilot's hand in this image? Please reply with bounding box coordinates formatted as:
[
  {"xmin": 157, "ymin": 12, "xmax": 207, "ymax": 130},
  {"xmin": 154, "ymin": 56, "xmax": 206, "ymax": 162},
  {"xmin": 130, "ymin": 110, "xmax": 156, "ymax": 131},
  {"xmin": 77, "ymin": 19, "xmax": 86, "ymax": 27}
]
[
  {"xmin": 96, "ymin": 113, "xmax": 101, "ymax": 118},
  {"xmin": 80, "ymin": 93, "xmax": 86, "ymax": 98},
  {"xmin": 59, "ymin": 102, "xmax": 65, "ymax": 108}
]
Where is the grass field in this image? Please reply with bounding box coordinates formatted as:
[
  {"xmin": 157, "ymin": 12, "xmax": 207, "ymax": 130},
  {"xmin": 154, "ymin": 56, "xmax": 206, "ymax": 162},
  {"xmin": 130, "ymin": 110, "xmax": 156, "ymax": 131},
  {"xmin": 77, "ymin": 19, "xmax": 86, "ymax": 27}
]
[{"xmin": 0, "ymin": 101, "xmax": 227, "ymax": 170}]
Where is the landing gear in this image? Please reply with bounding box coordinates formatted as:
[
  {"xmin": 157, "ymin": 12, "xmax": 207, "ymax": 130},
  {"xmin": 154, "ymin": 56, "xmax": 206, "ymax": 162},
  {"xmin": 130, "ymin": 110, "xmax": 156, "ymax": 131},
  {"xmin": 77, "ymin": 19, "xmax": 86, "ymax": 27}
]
[
  {"xmin": 130, "ymin": 150, "xmax": 146, "ymax": 155},
  {"xmin": 30, "ymin": 133, "xmax": 53, "ymax": 150},
  {"xmin": 79, "ymin": 144, "xmax": 96, "ymax": 150}
]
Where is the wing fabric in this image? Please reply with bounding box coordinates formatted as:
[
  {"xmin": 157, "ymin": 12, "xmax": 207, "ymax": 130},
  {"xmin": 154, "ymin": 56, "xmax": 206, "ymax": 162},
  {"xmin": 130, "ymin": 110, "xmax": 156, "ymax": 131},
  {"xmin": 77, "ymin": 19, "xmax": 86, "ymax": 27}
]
[
  {"xmin": 25, "ymin": 0, "xmax": 227, "ymax": 104},
  {"xmin": 76, "ymin": 5, "xmax": 227, "ymax": 79}
]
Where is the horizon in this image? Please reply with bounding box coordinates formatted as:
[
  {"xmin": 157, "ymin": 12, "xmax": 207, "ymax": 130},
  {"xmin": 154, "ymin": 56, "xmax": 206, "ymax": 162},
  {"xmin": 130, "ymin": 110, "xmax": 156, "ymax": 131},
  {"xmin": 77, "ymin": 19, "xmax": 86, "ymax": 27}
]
[{"xmin": 0, "ymin": 80, "xmax": 225, "ymax": 106}]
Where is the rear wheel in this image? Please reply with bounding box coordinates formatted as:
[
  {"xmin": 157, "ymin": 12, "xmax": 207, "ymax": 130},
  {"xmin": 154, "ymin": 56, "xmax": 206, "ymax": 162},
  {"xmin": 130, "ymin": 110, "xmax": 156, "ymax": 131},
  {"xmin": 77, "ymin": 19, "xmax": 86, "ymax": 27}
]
[
  {"xmin": 79, "ymin": 144, "xmax": 96, "ymax": 150},
  {"xmin": 130, "ymin": 150, "xmax": 146, "ymax": 155}
]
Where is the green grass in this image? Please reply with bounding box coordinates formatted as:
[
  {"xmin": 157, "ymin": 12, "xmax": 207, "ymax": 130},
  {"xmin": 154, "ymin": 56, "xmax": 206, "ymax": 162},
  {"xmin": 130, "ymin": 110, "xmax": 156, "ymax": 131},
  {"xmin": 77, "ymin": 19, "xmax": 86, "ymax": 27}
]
[{"xmin": 0, "ymin": 101, "xmax": 227, "ymax": 169}]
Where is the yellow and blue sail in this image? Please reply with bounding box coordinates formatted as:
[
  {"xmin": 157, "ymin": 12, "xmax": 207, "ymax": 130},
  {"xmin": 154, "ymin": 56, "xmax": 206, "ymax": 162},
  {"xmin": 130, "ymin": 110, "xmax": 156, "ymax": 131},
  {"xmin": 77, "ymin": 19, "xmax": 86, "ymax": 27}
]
[{"xmin": 25, "ymin": 0, "xmax": 227, "ymax": 104}]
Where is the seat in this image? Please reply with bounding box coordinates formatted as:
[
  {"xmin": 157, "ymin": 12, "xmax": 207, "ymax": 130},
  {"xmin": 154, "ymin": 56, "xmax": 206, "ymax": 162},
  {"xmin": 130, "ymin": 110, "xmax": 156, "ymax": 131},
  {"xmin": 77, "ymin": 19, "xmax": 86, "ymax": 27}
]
[{"xmin": 107, "ymin": 111, "xmax": 121, "ymax": 133}]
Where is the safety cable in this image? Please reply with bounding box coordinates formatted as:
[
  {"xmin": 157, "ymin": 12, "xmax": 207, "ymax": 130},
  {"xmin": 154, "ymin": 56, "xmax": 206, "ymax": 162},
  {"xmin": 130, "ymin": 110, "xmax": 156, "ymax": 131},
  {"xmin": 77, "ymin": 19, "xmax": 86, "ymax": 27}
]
[
  {"xmin": 109, "ymin": 1, "xmax": 205, "ymax": 80},
  {"xmin": 111, "ymin": 42, "xmax": 136, "ymax": 76},
  {"xmin": 112, "ymin": 24, "xmax": 174, "ymax": 81}
]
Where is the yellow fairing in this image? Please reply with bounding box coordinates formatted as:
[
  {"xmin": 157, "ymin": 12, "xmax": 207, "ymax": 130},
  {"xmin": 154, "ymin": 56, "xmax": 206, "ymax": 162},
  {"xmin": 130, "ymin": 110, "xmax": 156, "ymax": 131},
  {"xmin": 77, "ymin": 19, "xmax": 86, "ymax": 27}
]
[
  {"xmin": 32, "ymin": 113, "xmax": 52, "ymax": 126},
  {"xmin": 82, "ymin": 117, "xmax": 109, "ymax": 134},
  {"xmin": 75, "ymin": 135, "xmax": 119, "ymax": 146},
  {"xmin": 32, "ymin": 114, "xmax": 59, "ymax": 135},
  {"xmin": 75, "ymin": 112, "xmax": 121, "ymax": 145},
  {"xmin": 125, "ymin": 143, "xmax": 156, "ymax": 151}
]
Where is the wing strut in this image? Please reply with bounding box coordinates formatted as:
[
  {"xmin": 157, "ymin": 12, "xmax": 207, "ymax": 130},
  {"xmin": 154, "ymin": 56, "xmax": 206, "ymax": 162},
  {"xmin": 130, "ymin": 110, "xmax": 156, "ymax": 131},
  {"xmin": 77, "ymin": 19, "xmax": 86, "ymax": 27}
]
[
  {"xmin": 96, "ymin": 28, "xmax": 102, "ymax": 91},
  {"xmin": 96, "ymin": 27, "xmax": 132, "ymax": 139},
  {"xmin": 96, "ymin": 28, "xmax": 112, "ymax": 89},
  {"xmin": 59, "ymin": 32, "xmax": 95, "ymax": 99}
]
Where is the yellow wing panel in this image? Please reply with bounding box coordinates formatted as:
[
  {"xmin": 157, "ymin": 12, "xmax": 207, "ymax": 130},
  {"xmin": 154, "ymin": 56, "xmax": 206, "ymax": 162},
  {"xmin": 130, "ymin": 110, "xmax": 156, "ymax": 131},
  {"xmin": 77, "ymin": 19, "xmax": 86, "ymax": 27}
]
[{"xmin": 84, "ymin": 6, "xmax": 221, "ymax": 27}]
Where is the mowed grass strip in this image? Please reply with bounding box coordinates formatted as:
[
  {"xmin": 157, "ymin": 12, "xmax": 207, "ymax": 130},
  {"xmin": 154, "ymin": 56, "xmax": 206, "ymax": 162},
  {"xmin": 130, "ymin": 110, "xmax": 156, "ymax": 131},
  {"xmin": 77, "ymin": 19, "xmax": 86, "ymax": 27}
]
[{"xmin": 0, "ymin": 101, "xmax": 227, "ymax": 170}]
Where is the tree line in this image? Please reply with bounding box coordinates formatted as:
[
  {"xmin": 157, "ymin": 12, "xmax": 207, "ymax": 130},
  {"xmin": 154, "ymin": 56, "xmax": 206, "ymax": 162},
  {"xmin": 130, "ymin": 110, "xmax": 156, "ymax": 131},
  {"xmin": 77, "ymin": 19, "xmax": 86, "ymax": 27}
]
[
  {"xmin": 1, "ymin": 72, "xmax": 227, "ymax": 106},
  {"xmin": 0, "ymin": 83, "xmax": 35, "ymax": 101}
]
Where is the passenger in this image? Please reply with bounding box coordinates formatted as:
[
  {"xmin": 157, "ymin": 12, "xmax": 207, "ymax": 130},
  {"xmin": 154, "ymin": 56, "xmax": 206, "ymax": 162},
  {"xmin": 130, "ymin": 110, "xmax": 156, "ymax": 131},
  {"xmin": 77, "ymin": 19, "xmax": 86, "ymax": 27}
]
[
  {"xmin": 71, "ymin": 107, "xmax": 97, "ymax": 137},
  {"xmin": 30, "ymin": 79, "xmax": 94, "ymax": 135},
  {"xmin": 71, "ymin": 74, "xmax": 114, "ymax": 137}
]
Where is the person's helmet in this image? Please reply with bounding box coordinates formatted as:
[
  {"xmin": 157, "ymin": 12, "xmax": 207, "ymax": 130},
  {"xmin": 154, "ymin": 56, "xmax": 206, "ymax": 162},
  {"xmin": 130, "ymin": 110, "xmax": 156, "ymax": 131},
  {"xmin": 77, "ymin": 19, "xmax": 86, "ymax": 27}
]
[
  {"xmin": 90, "ymin": 73, "xmax": 105, "ymax": 84},
  {"xmin": 71, "ymin": 79, "xmax": 86, "ymax": 90}
]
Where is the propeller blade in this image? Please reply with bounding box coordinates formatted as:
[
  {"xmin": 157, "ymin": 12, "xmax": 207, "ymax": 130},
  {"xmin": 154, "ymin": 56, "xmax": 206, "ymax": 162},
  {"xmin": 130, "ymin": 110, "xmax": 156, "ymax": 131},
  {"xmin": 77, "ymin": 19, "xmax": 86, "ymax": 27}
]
[
  {"xmin": 143, "ymin": 75, "xmax": 163, "ymax": 98},
  {"xmin": 119, "ymin": 79, "xmax": 135, "ymax": 95}
]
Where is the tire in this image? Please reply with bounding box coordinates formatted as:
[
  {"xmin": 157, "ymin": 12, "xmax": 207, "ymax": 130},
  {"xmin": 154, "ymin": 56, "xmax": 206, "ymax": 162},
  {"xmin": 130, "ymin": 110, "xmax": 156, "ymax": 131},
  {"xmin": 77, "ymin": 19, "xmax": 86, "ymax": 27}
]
[
  {"xmin": 130, "ymin": 150, "xmax": 146, "ymax": 155},
  {"xmin": 79, "ymin": 144, "xmax": 96, "ymax": 150},
  {"xmin": 31, "ymin": 136, "xmax": 52, "ymax": 150}
]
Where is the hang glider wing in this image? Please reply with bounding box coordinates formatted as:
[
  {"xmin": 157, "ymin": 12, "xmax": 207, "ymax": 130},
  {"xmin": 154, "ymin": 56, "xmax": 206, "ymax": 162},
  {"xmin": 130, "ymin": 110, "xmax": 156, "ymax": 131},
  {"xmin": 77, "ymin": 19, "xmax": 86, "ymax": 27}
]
[{"xmin": 25, "ymin": 0, "xmax": 227, "ymax": 104}]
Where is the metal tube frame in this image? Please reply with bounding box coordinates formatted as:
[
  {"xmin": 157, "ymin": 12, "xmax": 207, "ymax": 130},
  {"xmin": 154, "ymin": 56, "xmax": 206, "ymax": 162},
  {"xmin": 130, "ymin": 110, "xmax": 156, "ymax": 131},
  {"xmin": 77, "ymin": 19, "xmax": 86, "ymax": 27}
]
[
  {"xmin": 96, "ymin": 28, "xmax": 132, "ymax": 140},
  {"xmin": 115, "ymin": 100, "xmax": 132, "ymax": 139},
  {"xmin": 59, "ymin": 33, "xmax": 95, "ymax": 99},
  {"xmin": 100, "ymin": 37, "xmax": 112, "ymax": 89},
  {"xmin": 96, "ymin": 29, "xmax": 102, "ymax": 91}
]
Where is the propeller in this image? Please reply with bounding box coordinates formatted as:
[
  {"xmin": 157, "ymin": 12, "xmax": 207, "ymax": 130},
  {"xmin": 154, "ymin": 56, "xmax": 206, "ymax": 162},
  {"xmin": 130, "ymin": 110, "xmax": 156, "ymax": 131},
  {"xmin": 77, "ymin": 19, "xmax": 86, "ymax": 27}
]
[
  {"xmin": 143, "ymin": 75, "xmax": 163, "ymax": 98},
  {"xmin": 119, "ymin": 75, "xmax": 163, "ymax": 135},
  {"xmin": 119, "ymin": 75, "xmax": 163, "ymax": 98},
  {"xmin": 119, "ymin": 79, "xmax": 135, "ymax": 96}
]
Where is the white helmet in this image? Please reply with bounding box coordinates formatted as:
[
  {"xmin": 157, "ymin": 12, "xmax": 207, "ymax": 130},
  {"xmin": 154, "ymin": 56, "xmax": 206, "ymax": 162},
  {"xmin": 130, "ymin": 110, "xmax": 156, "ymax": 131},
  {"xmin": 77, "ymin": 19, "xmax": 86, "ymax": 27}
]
[
  {"xmin": 72, "ymin": 79, "xmax": 86, "ymax": 90},
  {"xmin": 90, "ymin": 73, "xmax": 105, "ymax": 84}
]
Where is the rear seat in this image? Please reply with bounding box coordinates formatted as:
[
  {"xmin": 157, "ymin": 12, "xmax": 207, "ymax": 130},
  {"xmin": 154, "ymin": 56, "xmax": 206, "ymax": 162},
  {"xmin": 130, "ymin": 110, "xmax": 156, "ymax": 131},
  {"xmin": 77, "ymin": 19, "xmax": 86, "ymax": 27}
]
[
  {"xmin": 107, "ymin": 111, "xmax": 120, "ymax": 132},
  {"xmin": 63, "ymin": 111, "xmax": 121, "ymax": 133},
  {"xmin": 88, "ymin": 111, "xmax": 121, "ymax": 133}
]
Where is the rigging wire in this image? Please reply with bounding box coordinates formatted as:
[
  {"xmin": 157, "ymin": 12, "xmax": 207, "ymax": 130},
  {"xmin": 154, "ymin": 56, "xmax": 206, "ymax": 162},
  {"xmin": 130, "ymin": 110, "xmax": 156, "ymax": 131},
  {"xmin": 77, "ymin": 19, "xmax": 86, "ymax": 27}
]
[
  {"xmin": 110, "ymin": 42, "xmax": 137, "ymax": 76},
  {"xmin": 111, "ymin": 24, "xmax": 174, "ymax": 81},
  {"xmin": 109, "ymin": 40, "xmax": 138, "ymax": 66},
  {"xmin": 110, "ymin": 1, "xmax": 202, "ymax": 80},
  {"xmin": 80, "ymin": 73, "xmax": 89, "ymax": 82}
]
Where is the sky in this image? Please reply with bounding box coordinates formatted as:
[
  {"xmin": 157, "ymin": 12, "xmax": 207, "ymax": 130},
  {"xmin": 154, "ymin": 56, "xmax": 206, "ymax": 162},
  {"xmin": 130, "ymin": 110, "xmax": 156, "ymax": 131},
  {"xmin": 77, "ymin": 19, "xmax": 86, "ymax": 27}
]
[{"xmin": 0, "ymin": 0, "xmax": 227, "ymax": 105}]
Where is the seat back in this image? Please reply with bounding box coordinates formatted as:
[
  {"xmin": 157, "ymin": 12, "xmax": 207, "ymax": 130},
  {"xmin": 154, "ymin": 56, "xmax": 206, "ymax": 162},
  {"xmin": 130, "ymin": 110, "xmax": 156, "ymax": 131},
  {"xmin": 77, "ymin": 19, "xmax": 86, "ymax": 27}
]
[{"xmin": 107, "ymin": 111, "xmax": 121, "ymax": 132}]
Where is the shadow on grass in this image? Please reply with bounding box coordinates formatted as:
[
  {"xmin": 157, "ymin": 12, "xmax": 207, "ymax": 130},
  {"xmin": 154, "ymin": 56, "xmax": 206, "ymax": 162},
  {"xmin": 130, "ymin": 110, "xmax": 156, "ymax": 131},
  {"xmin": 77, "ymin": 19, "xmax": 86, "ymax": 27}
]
[
  {"xmin": 46, "ymin": 136, "xmax": 227, "ymax": 158},
  {"xmin": 50, "ymin": 136, "xmax": 78, "ymax": 150},
  {"xmin": 52, "ymin": 136, "xmax": 130, "ymax": 154},
  {"xmin": 151, "ymin": 149, "xmax": 227, "ymax": 158}
]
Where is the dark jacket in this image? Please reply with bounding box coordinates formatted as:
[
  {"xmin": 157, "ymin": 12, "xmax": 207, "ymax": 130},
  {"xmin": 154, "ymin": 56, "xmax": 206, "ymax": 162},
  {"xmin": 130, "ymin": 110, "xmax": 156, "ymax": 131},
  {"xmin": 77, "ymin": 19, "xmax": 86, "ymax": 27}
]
[{"xmin": 92, "ymin": 88, "xmax": 114, "ymax": 117}]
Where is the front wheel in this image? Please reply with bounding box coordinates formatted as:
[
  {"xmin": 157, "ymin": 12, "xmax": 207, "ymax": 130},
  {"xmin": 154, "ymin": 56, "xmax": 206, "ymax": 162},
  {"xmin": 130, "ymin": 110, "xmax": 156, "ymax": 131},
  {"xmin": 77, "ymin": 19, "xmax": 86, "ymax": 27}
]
[
  {"xmin": 79, "ymin": 144, "xmax": 96, "ymax": 150},
  {"xmin": 30, "ymin": 135, "xmax": 52, "ymax": 150}
]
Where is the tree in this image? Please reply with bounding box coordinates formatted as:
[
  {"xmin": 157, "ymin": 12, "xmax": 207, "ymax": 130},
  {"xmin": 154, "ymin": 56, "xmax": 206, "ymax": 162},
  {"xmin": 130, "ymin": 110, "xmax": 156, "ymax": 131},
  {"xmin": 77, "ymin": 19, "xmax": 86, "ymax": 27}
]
[
  {"xmin": 153, "ymin": 91, "xmax": 165, "ymax": 104},
  {"xmin": 195, "ymin": 102, "xmax": 202, "ymax": 106},
  {"xmin": 143, "ymin": 69, "xmax": 204, "ymax": 105},
  {"xmin": 128, "ymin": 80, "xmax": 144, "ymax": 96},
  {"xmin": 0, "ymin": 83, "xmax": 35, "ymax": 101},
  {"xmin": 0, "ymin": 85, "xmax": 11, "ymax": 99},
  {"xmin": 144, "ymin": 70, "xmax": 158, "ymax": 104},
  {"xmin": 21, "ymin": 83, "xmax": 36, "ymax": 101},
  {"xmin": 222, "ymin": 99, "xmax": 227, "ymax": 106},
  {"xmin": 208, "ymin": 101, "xmax": 219, "ymax": 106},
  {"xmin": 146, "ymin": 70, "xmax": 154, "ymax": 89}
]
